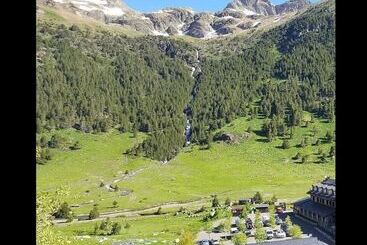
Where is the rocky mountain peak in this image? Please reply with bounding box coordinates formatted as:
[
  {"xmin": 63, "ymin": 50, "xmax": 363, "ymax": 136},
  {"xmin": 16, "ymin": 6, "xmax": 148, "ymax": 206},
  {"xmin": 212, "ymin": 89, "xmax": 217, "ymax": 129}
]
[
  {"xmin": 275, "ymin": 0, "xmax": 311, "ymax": 15},
  {"xmin": 38, "ymin": 0, "xmax": 313, "ymax": 39},
  {"xmin": 225, "ymin": 0, "xmax": 276, "ymax": 16}
]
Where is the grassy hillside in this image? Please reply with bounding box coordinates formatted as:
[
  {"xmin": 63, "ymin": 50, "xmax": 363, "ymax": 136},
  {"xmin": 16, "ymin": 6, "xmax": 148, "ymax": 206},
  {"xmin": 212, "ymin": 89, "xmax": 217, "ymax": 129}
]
[
  {"xmin": 57, "ymin": 215, "xmax": 204, "ymax": 245},
  {"xmin": 37, "ymin": 113, "xmax": 334, "ymax": 215}
]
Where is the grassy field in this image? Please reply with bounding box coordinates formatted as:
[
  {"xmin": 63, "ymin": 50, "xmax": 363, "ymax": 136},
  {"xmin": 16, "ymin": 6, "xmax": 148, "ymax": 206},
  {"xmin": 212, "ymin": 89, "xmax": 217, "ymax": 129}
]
[
  {"xmin": 56, "ymin": 215, "xmax": 205, "ymax": 245},
  {"xmin": 37, "ymin": 113, "xmax": 334, "ymax": 217}
]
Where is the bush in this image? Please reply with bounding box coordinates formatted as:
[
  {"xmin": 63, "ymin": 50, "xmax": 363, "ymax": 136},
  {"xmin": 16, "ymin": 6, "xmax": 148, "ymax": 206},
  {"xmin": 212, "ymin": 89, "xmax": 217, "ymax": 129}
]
[
  {"xmin": 111, "ymin": 222, "xmax": 121, "ymax": 235},
  {"xmin": 270, "ymin": 194, "xmax": 277, "ymax": 204},
  {"xmin": 225, "ymin": 197, "xmax": 231, "ymax": 207},
  {"xmin": 94, "ymin": 218, "xmax": 121, "ymax": 235},
  {"xmin": 89, "ymin": 207, "xmax": 100, "ymax": 220},
  {"xmin": 232, "ymin": 233, "xmax": 247, "ymax": 245},
  {"xmin": 113, "ymin": 200, "xmax": 118, "ymax": 208},
  {"xmin": 48, "ymin": 134, "xmax": 70, "ymax": 149},
  {"xmin": 289, "ymin": 225, "xmax": 302, "ymax": 238},
  {"xmin": 70, "ymin": 141, "xmax": 81, "ymax": 150},
  {"xmin": 329, "ymin": 146, "xmax": 335, "ymax": 157},
  {"xmin": 285, "ymin": 216, "xmax": 293, "ymax": 227},
  {"xmin": 255, "ymin": 228, "xmax": 266, "ymax": 242},
  {"xmin": 40, "ymin": 136, "xmax": 48, "ymax": 148},
  {"xmin": 54, "ymin": 202, "xmax": 71, "ymax": 219},
  {"xmin": 124, "ymin": 222, "xmax": 131, "ymax": 229},
  {"xmin": 282, "ymin": 139, "xmax": 290, "ymax": 149},
  {"xmin": 177, "ymin": 231, "xmax": 195, "ymax": 245},
  {"xmin": 253, "ymin": 192, "xmax": 263, "ymax": 204},
  {"xmin": 236, "ymin": 219, "xmax": 245, "ymax": 232},
  {"xmin": 212, "ymin": 195, "xmax": 220, "ymax": 207},
  {"xmin": 325, "ymin": 131, "xmax": 333, "ymax": 143}
]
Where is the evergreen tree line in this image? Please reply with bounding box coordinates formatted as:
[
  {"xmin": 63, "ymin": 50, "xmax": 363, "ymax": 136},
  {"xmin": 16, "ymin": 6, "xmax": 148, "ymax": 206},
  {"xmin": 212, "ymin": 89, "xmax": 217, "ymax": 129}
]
[
  {"xmin": 189, "ymin": 1, "xmax": 335, "ymax": 144},
  {"xmin": 36, "ymin": 1, "xmax": 335, "ymax": 160},
  {"xmin": 37, "ymin": 22, "xmax": 194, "ymax": 161}
]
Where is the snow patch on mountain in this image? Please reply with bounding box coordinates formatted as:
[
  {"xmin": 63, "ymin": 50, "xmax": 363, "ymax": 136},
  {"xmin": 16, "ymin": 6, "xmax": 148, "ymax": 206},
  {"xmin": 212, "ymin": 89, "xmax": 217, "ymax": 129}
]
[
  {"xmin": 102, "ymin": 7, "xmax": 124, "ymax": 16},
  {"xmin": 152, "ymin": 30, "xmax": 169, "ymax": 36}
]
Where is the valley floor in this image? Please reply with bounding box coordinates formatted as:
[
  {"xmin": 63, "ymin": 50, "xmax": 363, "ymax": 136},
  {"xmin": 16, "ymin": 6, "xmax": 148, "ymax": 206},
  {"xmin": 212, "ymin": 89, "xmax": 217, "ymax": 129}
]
[{"xmin": 37, "ymin": 114, "xmax": 335, "ymax": 243}]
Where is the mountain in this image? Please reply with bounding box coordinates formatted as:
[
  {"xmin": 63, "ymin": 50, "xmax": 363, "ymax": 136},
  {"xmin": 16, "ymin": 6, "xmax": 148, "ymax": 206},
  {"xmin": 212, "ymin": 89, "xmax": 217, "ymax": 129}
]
[
  {"xmin": 36, "ymin": 0, "xmax": 334, "ymax": 161},
  {"xmin": 224, "ymin": 0, "xmax": 276, "ymax": 16},
  {"xmin": 275, "ymin": 0, "xmax": 311, "ymax": 15},
  {"xmin": 37, "ymin": 0, "xmax": 313, "ymax": 39}
]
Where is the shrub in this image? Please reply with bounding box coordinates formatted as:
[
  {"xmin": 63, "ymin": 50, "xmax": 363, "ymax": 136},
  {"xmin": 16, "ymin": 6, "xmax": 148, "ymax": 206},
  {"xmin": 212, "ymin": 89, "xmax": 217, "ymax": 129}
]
[
  {"xmin": 111, "ymin": 222, "xmax": 121, "ymax": 235},
  {"xmin": 325, "ymin": 131, "xmax": 333, "ymax": 143},
  {"xmin": 270, "ymin": 194, "xmax": 277, "ymax": 204},
  {"xmin": 236, "ymin": 219, "xmax": 245, "ymax": 232},
  {"xmin": 282, "ymin": 139, "xmax": 290, "ymax": 149},
  {"xmin": 89, "ymin": 207, "xmax": 100, "ymax": 220},
  {"xmin": 48, "ymin": 134, "xmax": 71, "ymax": 149},
  {"xmin": 40, "ymin": 136, "xmax": 48, "ymax": 148},
  {"xmin": 329, "ymin": 146, "xmax": 335, "ymax": 157},
  {"xmin": 255, "ymin": 228, "xmax": 266, "ymax": 242},
  {"xmin": 70, "ymin": 141, "xmax": 81, "ymax": 150},
  {"xmin": 54, "ymin": 202, "xmax": 71, "ymax": 219},
  {"xmin": 211, "ymin": 195, "xmax": 220, "ymax": 207},
  {"xmin": 177, "ymin": 231, "xmax": 195, "ymax": 245},
  {"xmin": 113, "ymin": 200, "xmax": 118, "ymax": 208},
  {"xmin": 225, "ymin": 197, "xmax": 231, "ymax": 207},
  {"xmin": 232, "ymin": 233, "xmax": 247, "ymax": 245},
  {"xmin": 289, "ymin": 225, "xmax": 302, "ymax": 238},
  {"xmin": 253, "ymin": 192, "xmax": 263, "ymax": 204}
]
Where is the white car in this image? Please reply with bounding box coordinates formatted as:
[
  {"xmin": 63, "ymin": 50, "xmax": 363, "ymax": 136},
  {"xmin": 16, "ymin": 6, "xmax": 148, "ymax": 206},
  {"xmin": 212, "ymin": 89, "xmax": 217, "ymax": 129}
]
[
  {"xmin": 230, "ymin": 227, "xmax": 239, "ymax": 233},
  {"xmin": 274, "ymin": 229, "xmax": 286, "ymax": 238},
  {"xmin": 266, "ymin": 229, "xmax": 274, "ymax": 240}
]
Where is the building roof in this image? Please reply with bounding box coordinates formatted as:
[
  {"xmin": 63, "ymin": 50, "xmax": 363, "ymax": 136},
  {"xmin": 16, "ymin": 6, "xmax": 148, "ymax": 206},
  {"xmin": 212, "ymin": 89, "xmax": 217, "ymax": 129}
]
[
  {"xmin": 294, "ymin": 198, "xmax": 335, "ymax": 218},
  {"xmin": 321, "ymin": 177, "xmax": 335, "ymax": 186},
  {"xmin": 256, "ymin": 237, "xmax": 323, "ymax": 245},
  {"xmin": 307, "ymin": 177, "xmax": 336, "ymax": 199}
]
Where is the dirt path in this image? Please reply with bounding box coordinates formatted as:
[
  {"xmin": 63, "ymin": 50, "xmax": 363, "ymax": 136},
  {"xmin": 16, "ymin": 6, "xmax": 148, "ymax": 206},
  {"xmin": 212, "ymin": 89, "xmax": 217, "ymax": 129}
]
[
  {"xmin": 104, "ymin": 168, "xmax": 147, "ymax": 191},
  {"xmin": 54, "ymin": 198, "xmax": 210, "ymax": 226}
]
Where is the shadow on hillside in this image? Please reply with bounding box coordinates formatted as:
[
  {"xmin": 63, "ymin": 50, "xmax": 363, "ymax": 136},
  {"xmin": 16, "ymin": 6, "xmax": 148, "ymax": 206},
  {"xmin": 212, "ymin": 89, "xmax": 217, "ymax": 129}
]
[{"xmin": 256, "ymin": 138, "xmax": 269, "ymax": 143}]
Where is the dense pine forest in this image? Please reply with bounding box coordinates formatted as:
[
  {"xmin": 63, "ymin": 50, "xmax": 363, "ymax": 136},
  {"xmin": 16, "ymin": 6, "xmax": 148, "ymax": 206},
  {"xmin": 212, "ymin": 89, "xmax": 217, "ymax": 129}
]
[
  {"xmin": 36, "ymin": 1, "xmax": 335, "ymax": 161},
  {"xmin": 190, "ymin": 1, "xmax": 335, "ymax": 144}
]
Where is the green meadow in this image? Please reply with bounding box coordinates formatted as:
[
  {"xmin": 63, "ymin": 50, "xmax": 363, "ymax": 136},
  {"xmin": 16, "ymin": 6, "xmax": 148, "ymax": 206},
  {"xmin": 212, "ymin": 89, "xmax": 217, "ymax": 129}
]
[
  {"xmin": 56, "ymin": 215, "xmax": 204, "ymax": 245},
  {"xmin": 37, "ymin": 113, "xmax": 334, "ymax": 217}
]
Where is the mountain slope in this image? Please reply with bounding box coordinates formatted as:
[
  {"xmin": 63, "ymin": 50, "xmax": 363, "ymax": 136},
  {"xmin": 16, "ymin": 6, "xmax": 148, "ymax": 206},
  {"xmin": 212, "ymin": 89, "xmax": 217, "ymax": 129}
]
[{"xmin": 36, "ymin": 0, "xmax": 335, "ymax": 161}]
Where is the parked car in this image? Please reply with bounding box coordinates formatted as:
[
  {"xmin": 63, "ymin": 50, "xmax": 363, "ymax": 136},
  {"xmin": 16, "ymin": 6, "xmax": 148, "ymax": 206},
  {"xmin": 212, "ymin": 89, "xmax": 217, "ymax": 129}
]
[
  {"xmin": 211, "ymin": 239, "xmax": 220, "ymax": 245},
  {"xmin": 274, "ymin": 229, "xmax": 286, "ymax": 238},
  {"xmin": 246, "ymin": 218, "xmax": 254, "ymax": 229},
  {"xmin": 199, "ymin": 240, "xmax": 212, "ymax": 245},
  {"xmin": 245, "ymin": 229, "xmax": 255, "ymax": 237},
  {"xmin": 230, "ymin": 227, "xmax": 239, "ymax": 234},
  {"xmin": 266, "ymin": 229, "xmax": 274, "ymax": 240}
]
